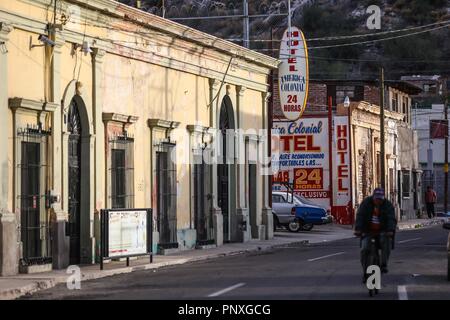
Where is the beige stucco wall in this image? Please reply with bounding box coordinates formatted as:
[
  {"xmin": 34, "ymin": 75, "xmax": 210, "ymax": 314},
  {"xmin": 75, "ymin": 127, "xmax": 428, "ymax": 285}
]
[{"xmin": 0, "ymin": 0, "xmax": 277, "ymax": 269}]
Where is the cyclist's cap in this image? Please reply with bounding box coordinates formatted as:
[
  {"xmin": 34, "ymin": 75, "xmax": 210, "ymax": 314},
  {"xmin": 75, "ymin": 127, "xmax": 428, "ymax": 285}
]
[{"xmin": 373, "ymin": 188, "xmax": 385, "ymax": 200}]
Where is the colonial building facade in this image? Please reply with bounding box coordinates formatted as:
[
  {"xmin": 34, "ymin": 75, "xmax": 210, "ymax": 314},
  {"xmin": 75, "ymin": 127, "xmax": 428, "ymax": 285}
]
[
  {"xmin": 0, "ymin": 0, "xmax": 278, "ymax": 275},
  {"xmin": 328, "ymin": 80, "xmax": 423, "ymax": 222}
]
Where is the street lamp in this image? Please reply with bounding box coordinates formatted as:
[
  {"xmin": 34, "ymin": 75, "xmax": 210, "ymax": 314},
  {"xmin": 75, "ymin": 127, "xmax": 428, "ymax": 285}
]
[
  {"xmin": 343, "ymin": 96, "xmax": 354, "ymax": 225},
  {"xmin": 440, "ymin": 81, "xmax": 449, "ymax": 214},
  {"xmin": 344, "ymin": 96, "xmax": 350, "ymax": 108}
]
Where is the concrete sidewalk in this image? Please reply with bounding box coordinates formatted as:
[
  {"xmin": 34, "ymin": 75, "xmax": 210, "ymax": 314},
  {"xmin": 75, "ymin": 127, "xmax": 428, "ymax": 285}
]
[
  {"xmin": 0, "ymin": 219, "xmax": 445, "ymax": 300},
  {"xmin": 396, "ymin": 217, "xmax": 447, "ymax": 230}
]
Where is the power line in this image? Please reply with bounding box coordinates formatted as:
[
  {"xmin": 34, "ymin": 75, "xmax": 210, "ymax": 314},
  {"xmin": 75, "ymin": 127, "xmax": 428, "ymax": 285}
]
[
  {"xmin": 307, "ymin": 19, "xmax": 450, "ymax": 41},
  {"xmin": 224, "ymin": 18, "xmax": 450, "ymax": 42},
  {"xmin": 168, "ymin": 13, "xmax": 288, "ymax": 21},
  {"xmin": 308, "ymin": 23, "xmax": 450, "ymax": 49}
]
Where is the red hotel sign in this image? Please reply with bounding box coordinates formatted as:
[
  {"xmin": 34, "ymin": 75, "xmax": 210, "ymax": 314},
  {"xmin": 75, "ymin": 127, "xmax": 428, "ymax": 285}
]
[{"xmin": 333, "ymin": 116, "xmax": 351, "ymax": 206}]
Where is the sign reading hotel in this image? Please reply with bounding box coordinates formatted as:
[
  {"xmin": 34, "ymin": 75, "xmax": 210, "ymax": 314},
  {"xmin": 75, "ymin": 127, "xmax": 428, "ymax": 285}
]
[
  {"xmin": 332, "ymin": 116, "xmax": 351, "ymax": 206},
  {"xmin": 278, "ymin": 26, "xmax": 309, "ymax": 121},
  {"xmin": 272, "ymin": 118, "xmax": 330, "ymax": 208}
]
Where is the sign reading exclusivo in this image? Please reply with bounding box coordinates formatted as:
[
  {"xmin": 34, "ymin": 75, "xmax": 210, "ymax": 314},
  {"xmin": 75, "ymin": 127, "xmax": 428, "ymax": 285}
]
[{"xmin": 278, "ymin": 26, "xmax": 309, "ymax": 121}]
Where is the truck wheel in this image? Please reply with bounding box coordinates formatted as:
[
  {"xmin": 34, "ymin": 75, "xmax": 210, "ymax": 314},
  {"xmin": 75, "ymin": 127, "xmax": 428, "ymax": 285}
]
[
  {"xmin": 302, "ymin": 223, "xmax": 314, "ymax": 231},
  {"xmin": 288, "ymin": 220, "xmax": 301, "ymax": 232}
]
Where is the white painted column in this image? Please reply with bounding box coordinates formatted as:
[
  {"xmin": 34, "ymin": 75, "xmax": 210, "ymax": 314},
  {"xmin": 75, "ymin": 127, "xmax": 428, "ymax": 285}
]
[
  {"xmin": 209, "ymin": 78, "xmax": 223, "ymax": 246},
  {"xmin": 0, "ymin": 22, "xmax": 18, "ymax": 276},
  {"xmin": 235, "ymin": 86, "xmax": 250, "ymax": 242},
  {"xmin": 92, "ymin": 49, "xmax": 105, "ymax": 263},
  {"xmin": 261, "ymin": 92, "xmax": 273, "ymax": 240},
  {"xmin": 236, "ymin": 86, "xmax": 247, "ymax": 209},
  {"xmin": 50, "ymin": 30, "xmax": 70, "ymax": 269}
]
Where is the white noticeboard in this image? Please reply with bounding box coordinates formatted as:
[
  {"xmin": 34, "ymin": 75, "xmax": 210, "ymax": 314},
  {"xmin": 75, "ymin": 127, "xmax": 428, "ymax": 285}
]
[
  {"xmin": 108, "ymin": 210, "xmax": 148, "ymax": 257},
  {"xmin": 278, "ymin": 26, "xmax": 309, "ymax": 121}
]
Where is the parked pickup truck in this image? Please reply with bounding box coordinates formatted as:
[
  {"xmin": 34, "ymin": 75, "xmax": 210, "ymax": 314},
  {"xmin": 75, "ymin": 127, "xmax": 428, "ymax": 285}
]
[{"xmin": 272, "ymin": 191, "xmax": 332, "ymax": 232}]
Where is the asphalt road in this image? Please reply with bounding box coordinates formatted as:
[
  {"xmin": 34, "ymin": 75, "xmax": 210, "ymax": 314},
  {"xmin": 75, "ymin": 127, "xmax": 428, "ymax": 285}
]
[{"xmin": 24, "ymin": 225, "xmax": 450, "ymax": 300}]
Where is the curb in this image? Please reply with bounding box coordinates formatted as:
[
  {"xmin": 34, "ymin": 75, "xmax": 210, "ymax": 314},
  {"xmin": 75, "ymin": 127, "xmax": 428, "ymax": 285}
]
[
  {"xmin": 397, "ymin": 219, "xmax": 445, "ymax": 231},
  {"xmin": 1, "ymin": 238, "xmax": 312, "ymax": 300},
  {"xmin": 0, "ymin": 280, "xmax": 56, "ymax": 300}
]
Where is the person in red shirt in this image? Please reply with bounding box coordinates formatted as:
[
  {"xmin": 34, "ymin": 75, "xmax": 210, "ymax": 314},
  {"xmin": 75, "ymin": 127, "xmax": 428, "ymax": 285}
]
[
  {"xmin": 425, "ymin": 186, "xmax": 437, "ymax": 219},
  {"xmin": 354, "ymin": 188, "xmax": 396, "ymax": 277}
]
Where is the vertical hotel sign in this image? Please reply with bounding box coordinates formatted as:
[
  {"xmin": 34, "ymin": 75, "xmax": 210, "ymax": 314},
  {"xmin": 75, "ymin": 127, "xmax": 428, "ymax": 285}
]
[
  {"xmin": 333, "ymin": 116, "xmax": 351, "ymax": 207},
  {"xmin": 278, "ymin": 26, "xmax": 309, "ymax": 121}
]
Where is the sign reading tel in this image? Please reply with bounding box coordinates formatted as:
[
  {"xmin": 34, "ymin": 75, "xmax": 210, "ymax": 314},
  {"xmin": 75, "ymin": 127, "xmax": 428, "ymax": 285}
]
[{"xmin": 278, "ymin": 26, "xmax": 309, "ymax": 121}]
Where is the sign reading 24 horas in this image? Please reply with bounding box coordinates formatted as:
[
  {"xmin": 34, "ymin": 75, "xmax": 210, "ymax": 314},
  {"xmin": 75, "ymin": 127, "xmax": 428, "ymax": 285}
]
[{"xmin": 278, "ymin": 26, "xmax": 309, "ymax": 121}]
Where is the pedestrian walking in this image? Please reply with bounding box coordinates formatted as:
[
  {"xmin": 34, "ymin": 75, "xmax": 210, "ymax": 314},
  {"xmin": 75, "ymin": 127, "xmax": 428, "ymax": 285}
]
[{"xmin": 425, "ymin": 186, "xmax": 437, "ymax": 218}]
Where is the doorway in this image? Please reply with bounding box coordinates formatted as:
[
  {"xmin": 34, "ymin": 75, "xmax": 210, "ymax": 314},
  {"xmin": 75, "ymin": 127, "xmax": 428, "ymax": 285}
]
[
  {"xmin": 218, "ymin": 96, "xmax": 235, "ymax": 242},
  {"xmin": 248, "ymin": 163, "xmax": 258, "ymax": 239},
  {"xmin": 20, "ymin": 142, "xmax": 41, "ymax": 263},
  {"xmin": 67, "ymin": 99, "xmax": 82, "ymax": 264},
  {"xmin": 194, "ymin": 159, "xmax": 213, "ymax": 245},
  {"xmin": 156, "ymin": 143, "xmax": 178, "ymax": 249}
]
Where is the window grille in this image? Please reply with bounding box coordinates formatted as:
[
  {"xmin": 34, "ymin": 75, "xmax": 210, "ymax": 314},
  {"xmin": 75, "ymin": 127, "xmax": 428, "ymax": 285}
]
[
  {"xmin": 193, "ymin": 158, "xmax": 214, "ymax": 246},
  {"xmin": 155, "ymin": 141, "xmax": 178, "ymax": 249},
  {"xmin": 16, "ymin": 125, "xmax": 52, "ymax": 266},
  {"xmin": 109, "ymin": 132, "xmax": 134, "ymax": 209},
  {"xmin": 402, "ymin": 170, "xmax": 411, "ymax": 199}
]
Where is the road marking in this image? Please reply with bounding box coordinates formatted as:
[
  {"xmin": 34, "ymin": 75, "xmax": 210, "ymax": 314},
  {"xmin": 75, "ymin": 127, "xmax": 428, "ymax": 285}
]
[
  {"xmin": 398, "ymin": 237, "xmax": 421, "ymax": 244},
  {"xmin": 207, "ymin": 283, "xmax": 246, "ymax": 297},
  {"xmin": 398, "ymin": 285, "xmax": 408, "ymax": 300},
  {"xmin": 307, "ymin": 252, "xmax": 345, "ymax": 262}
]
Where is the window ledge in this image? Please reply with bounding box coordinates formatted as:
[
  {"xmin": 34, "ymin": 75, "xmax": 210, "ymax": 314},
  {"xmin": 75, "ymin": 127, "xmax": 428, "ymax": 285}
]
[
  {"xmin": 148, "ymin": 119, "xmax": 180, "ymax": 129},
  {"xmin": 103, "ymin": 112, "xmax": 139, "ymax": 124},
  {"xmin": 9, "ymin": 98, "xmax": 58, "ymax": 112}
]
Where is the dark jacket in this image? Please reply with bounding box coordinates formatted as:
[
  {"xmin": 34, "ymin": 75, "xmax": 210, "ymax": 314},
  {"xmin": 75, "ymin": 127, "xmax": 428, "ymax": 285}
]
[{"xmin": 355, "ymin": 196, "xmax": 397, "ymax": 233}]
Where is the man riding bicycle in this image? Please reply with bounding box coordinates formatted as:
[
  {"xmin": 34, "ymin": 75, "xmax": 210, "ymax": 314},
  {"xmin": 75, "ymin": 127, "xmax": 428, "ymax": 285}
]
[{"xmin": 354, "ymin": 188, "xmax": 397, "ymax": 277}]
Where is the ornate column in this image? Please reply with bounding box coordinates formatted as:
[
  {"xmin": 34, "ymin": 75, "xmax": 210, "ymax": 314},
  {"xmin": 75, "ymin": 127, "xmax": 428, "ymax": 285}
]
[
  {"xmin": 261, "ymin": 92, "xmax": 273, "ymax": 240},
  {"xmin": 235, "ymin": 85, "xmax": 250, "ymax": 242},
  {"xmin": 49, "ymin": 30, "xmax": 70, "ymax": 269},
  {"xmin": 0, "ymin": 22, "xmax": 18, "ymax": 276},
  {"xmin": 209, "ymin": 78, "xmax": 223, "ymax": 246},
  {"xmin": 91, "ymin": 48, "xmax": 106, "ymax": 263}
]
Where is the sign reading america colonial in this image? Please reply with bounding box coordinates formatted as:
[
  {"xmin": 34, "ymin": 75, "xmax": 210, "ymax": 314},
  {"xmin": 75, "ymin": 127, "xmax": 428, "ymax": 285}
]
[{"xmin": 278, "ymin": 26, "xmax": 309, "ymax": 121}]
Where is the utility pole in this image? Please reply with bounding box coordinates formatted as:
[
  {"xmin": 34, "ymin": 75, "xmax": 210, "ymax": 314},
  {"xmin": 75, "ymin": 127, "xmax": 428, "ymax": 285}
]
[
  {"xmin": 380, "ymin": 67, "xmax": 386, "ymax": 191},
  {"xmin": 243, "ymin": 0, "xmax": 249, "ymax": 48},
  {"xmin": 443, "ymin": 79, "xmax": 449, "ymax": 214}
]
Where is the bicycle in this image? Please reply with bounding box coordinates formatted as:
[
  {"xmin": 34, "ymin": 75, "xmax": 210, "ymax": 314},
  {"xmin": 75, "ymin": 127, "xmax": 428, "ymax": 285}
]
[
  {"xmin": 362, "ymin": 234, "xmax": 380, "ymax": 297},
  {"xmin": 359, "ymin": 232, "xmax": 395, "ymax": 297}
]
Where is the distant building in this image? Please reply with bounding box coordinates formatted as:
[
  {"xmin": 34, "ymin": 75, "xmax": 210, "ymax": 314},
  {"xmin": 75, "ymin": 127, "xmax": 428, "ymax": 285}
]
[
  {"xmin": 272, "ymin": 78, "xmax": 423, "ymax": 222},
  {"xmin": 412, "ymin": 103, "xmax": 450, "ymax": 211},
  {"xmin": 401, "ymin": 75, "xmax": 446, "ymax": 107}
]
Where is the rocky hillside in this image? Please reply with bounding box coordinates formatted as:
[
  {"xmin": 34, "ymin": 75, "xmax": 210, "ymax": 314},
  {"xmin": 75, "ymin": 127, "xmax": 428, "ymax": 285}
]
[{"xmin": 120, "ymin": 0, "xmax": 450, "ymax": 80}]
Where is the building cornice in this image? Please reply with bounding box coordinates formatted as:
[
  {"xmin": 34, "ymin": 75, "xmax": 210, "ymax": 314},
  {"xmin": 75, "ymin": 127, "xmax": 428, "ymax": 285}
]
[
  {"xmin": 355, "ymin": 101, "xmax": 405, "ymax": 121},
  {"xmin": 102, "ymin": 112, "xmax": 138, "ymax": 124},
  {"xmin": 69, "ymin": 0, "xmax": 279, "ymax": 70},
  {"xmin": 9, "ymin": 98, "xmax": 58, "ymax": 112},
  {"xmin": 148, "ymin": 119, "xmax": 180, "ymax": 130},
  {"xmin": 2, "ymin": 3, "xmax": 273, "ymax": 92}
]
